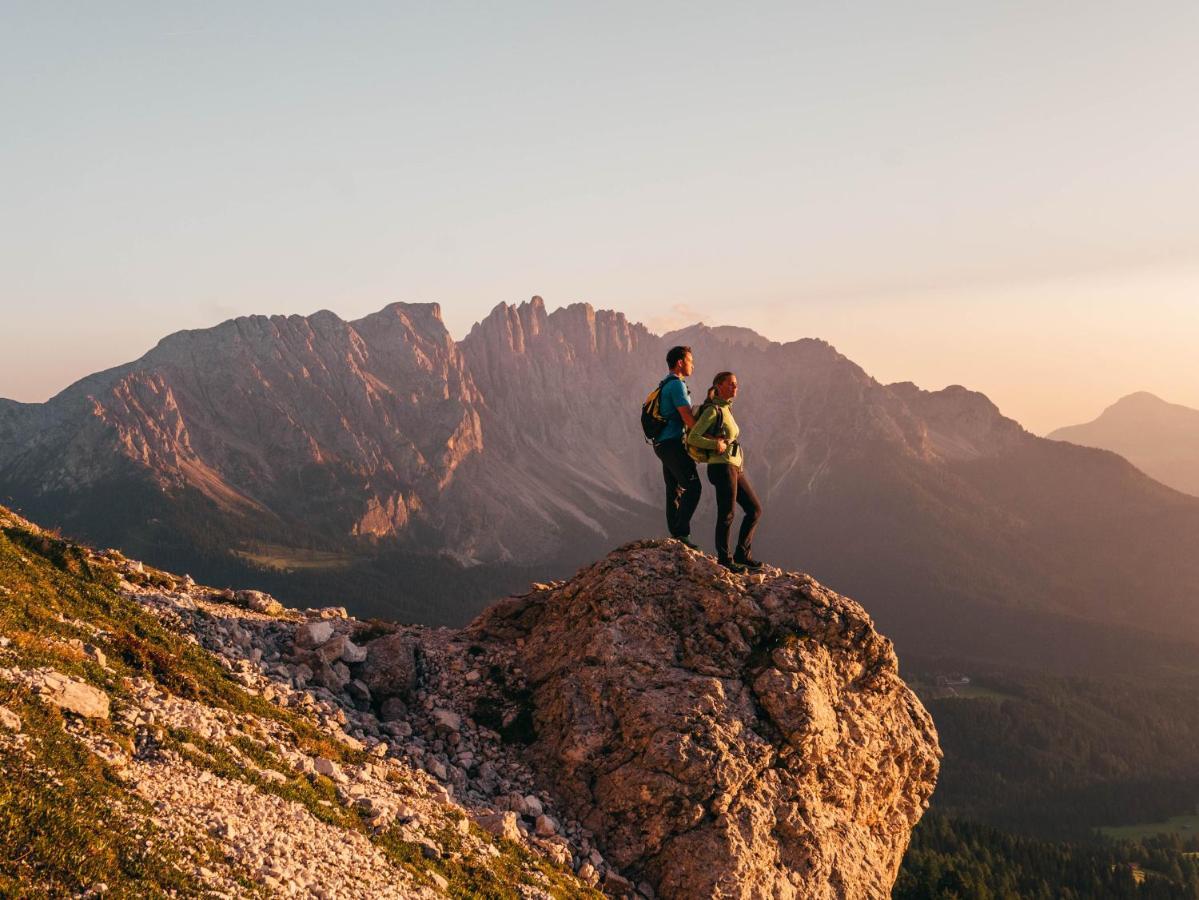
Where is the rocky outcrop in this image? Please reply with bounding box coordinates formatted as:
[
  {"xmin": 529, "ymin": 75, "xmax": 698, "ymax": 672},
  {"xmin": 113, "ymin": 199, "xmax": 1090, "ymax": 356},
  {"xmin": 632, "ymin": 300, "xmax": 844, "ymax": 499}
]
[
  {"xmin": 2, "ymin": 500, "xmax": 936, "ymax": 898},
  {"xmin": 470, "ymin": 541, "xmax": 940, "ymax": 898}
]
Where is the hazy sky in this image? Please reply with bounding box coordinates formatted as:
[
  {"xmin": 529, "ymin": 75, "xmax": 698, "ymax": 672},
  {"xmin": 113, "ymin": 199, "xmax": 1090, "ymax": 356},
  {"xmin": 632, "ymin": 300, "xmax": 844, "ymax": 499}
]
[{"xmin": 3, "ymin": 2, "xmax": 1197, "ymax": 434}]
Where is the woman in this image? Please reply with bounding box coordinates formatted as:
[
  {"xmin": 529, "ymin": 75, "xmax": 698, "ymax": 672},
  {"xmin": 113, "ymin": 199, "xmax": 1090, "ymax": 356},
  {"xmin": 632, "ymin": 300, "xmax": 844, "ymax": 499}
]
[{"xmin": 686, "ymin": 371, "xmax": 764, "ymax": 572}]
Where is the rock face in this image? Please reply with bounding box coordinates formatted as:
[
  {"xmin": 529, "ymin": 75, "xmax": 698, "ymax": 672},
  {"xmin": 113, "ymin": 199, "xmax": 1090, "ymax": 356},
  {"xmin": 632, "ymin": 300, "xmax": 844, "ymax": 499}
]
[{"xmin": 471, "ymin": 541, "xmax": 940, "ymax": 898}]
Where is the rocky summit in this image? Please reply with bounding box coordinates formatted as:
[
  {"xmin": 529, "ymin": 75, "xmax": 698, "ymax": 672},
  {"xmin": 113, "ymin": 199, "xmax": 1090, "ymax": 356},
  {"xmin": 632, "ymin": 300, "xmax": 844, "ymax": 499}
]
[
  {"xmin": 0, "ymin": 505, "xmax": 937, "ymax": 898},
  {"xmin": 470, "ymin": 543, "xmax": 940, "ymax": 898}
]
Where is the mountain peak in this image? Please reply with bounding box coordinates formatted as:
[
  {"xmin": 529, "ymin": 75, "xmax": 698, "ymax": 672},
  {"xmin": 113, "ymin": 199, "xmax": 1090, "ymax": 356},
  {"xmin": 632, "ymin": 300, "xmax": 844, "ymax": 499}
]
[
  {"xmin": 1048, "ymin": 392, "xmax": 1199, "ymax": 496},
  {"xmin": 660, "ymin": 322, "xmax": 774, "ymax": 350}
]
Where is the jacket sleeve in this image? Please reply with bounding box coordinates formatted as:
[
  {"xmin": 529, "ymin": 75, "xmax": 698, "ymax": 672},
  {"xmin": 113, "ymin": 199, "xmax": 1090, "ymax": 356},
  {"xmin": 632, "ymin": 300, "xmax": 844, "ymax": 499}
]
[{"xmin": 687, "ymin": 406, "xmax": 723, "ymax": 450}]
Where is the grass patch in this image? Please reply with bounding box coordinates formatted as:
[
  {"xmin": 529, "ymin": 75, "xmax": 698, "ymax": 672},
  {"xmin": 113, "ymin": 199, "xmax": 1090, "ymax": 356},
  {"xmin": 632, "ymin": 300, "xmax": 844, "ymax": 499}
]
[
  {"xmin": 0, "ymin": 521, "xmax": 363, "ymax": 765},
  {"xmin": 1101, "ymin": 814, "xmax": 1199, "ymax": 841},
  {"xmin": 373, "ymin": 822, "xmax": 602, "ymax": 899},
  {"xmin": 232, "ymin": 544, "xmax": 357, "ymax": 572},
  {"xmin": 0, "ymin": 513, "xmax": 595, "ymax": 897},
  {"xmin": 0, "ymin": 686, "xmax": 201, "ymax": 898}
]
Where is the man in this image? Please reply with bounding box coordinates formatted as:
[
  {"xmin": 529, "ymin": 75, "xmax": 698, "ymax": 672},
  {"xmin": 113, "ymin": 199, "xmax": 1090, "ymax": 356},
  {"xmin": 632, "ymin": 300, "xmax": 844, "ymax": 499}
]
[{"xmin": 654, "ymin": 345, "xmax": 701, "ymax": 550}]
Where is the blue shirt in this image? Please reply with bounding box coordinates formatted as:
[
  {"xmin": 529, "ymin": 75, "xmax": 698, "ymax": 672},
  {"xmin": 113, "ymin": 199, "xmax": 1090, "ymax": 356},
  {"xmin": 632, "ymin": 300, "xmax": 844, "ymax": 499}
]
[{"xmin": 657, "ymin": 375, "xmax": 692, "ymax": 443}]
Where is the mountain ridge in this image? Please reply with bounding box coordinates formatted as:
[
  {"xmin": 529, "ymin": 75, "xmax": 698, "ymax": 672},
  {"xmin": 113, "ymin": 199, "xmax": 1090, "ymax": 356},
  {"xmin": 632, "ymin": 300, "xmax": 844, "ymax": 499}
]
[{"xmin": 5, "ymin": 299, "xmax": 1199, "ymax": 667}]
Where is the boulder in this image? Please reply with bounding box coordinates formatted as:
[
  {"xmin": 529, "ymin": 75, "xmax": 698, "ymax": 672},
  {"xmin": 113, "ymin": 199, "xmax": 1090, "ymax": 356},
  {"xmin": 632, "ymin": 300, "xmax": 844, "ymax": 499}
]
[
  {"xmin": 0, "ymin": 705, "xmax": 21, "ymax": 732},
  {"xmin": 470, "ymin": 541, "xmax": 940, "ymax": 900},
  {"xmin": 357, "ymin": 632, "xmax": 418, "ymax": 700},
  {"xmin": 296, "ymin": 620, "xmax": 335, "ymax": 648},
  {"xmin": 431, "ymin": 708, "xmax": 462, "ymax": 732},
  {"xmin": 236, "ymin": 590, "xmax": 285, "ymax": 616},
  {"xmin": 30, "ymin": 671, "xmax": 110, "ymax": 720},
  {"xmin": 473, "ymin": 810, "xmax": 523, "ymax": 842},
  {"xmin": 340, "ymin": 638, "xmax": 368, "ymax": 664}
]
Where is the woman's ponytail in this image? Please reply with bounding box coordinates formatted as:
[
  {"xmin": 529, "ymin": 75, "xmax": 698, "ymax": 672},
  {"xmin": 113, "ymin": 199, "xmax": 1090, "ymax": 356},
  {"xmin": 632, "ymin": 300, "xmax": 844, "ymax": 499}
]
[{"xmin": 709, "ymin": 371, "xmax": 734, "ymax": 402}]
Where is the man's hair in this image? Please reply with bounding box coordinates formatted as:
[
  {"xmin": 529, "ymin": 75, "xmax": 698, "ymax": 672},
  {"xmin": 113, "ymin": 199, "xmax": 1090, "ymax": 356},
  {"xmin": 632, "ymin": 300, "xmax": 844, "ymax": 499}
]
[{"xmin": 666, "ymin": 345, "xmax": 692, "ymax": 370}]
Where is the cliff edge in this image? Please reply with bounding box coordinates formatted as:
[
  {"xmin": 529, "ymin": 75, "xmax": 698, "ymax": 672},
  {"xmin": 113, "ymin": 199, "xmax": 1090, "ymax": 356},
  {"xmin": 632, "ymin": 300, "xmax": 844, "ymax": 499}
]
[{"xmin": 468, "ymin": 542, "xmax": 940, "ymax": 898}]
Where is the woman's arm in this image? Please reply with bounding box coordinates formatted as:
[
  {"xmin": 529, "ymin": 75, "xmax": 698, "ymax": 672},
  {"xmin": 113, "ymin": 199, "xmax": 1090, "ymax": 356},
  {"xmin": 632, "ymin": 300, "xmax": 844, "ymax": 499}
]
[{"xmin": 686, "ymin": 406, "xmax": 724, "ymax": 450}]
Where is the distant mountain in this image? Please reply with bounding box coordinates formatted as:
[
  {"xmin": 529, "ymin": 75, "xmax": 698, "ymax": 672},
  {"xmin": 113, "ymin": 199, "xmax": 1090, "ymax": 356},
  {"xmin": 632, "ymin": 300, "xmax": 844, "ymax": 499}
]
[
  {"xmin": 5, "ymin": 299, "xmax": 1199, "ymax": 668},
  {"xmin": 1048, "ymin": 392, "xmax": 1199, "ymax": 497}
]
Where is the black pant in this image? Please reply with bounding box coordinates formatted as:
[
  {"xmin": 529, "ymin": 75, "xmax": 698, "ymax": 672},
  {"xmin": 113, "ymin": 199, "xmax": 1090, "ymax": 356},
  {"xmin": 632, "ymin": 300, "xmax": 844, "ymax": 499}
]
[
  {"xmin": 707, "ymin": 463, "xmax": 762, "ymax": 560},
  {"xmin": 654, "ymin": 439, "xmax": 702, "ymax": 539}
]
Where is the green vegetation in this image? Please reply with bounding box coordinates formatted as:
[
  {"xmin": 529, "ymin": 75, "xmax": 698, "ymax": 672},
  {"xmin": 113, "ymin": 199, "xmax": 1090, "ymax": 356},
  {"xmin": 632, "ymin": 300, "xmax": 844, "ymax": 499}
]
[
  {"xmin": 0, "ymin": 511, "xmax": 594, "ymax": 895},
  {"xmin": 0, "ymin": 684, "xmax": 204, "ymax": 899},
  {"xmin": 915, "ymin": 669, "xmax": 1199, "ymax": 838},
  {"xmin": 898, "ymin": 667, "xmax": 1199, "ymax": 897},
  {"xmin": 374, "ymin": 820, "xmax": 603, "ymax": 900},
  {"xmin": 0, "ymin": 521, "xmax": 362, "ymax": 765},
  {"xmin": 232, "ymin": 543, "xmax": 358, "ymax": 571},
  {"xmin": 1103, "ymin": 816, "xmax": 1199, "ymax": 842},
  {"xmin": 897, "ymin": 814, "xmax": 1199, "ymax": 899}
]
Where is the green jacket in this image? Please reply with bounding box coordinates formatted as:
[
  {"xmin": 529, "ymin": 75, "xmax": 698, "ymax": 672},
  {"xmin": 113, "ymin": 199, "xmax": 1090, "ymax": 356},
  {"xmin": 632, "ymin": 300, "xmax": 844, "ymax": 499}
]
[{"xmin": 687, "ymin": 398, "xmax": 744, "ymax": 468}]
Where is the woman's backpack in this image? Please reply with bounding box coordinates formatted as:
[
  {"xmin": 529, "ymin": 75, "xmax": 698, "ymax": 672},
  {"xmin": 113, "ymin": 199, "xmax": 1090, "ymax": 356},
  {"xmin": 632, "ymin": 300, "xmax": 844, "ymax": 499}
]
[{"xmin": 685, "ymin": 402, "xmax": 725, "ymax": 463}]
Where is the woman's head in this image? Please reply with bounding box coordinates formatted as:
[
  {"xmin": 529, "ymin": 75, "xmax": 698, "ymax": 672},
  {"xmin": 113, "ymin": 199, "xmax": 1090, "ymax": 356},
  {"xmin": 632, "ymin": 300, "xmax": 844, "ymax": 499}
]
[{"xmin": 707, "ymin": 371, "xmax": 739, "ymax": 402}]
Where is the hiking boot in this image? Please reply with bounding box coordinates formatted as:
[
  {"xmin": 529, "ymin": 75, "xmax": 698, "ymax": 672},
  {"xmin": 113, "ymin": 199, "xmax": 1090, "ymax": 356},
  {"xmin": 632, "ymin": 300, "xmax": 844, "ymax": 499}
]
[
  {"xmin": 734, "ymin": 551, "xmax": 765, "ymax": 570},
  {"xmin": 675, "ymin": 536, "xmax": 702, "ymax": 552},
  {"xmin": 717, "ymin": 556, "xmax": 747, "ymax": 574}
]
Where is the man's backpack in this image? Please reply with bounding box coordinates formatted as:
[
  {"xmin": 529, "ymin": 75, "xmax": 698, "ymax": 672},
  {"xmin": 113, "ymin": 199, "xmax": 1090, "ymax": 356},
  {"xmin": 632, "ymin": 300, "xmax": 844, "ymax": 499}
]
[
  {"xmin": 685, "ymin": 401, "xmax": 725, "ymax": 463},
  {"xmin": 640, "ymin": 376, "xmax": 677, "ymax": 443}
]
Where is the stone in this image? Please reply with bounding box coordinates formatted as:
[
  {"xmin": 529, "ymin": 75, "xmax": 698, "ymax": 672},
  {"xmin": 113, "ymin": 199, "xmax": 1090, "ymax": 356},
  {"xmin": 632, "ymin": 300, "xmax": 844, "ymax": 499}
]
[
  {"xmin": 0, "ymin": 705, "xmax": 21, "ymax": 732},
  {"xmin": 297, "ymin": 620, "xmax": 335, "ymax": 648},
  {"xmin": 314, "ymin": 634, "xmax": 349, "ymax": 664},
  {"xmin": 473, "ymin": 810, "xmax": 523, "ymax": 842},
  {"xmin": 577, "ymin": 862, "xmax": 600, "ymax": 886},
  {"xmin": 604, "ymin": 871, "xmax": 635, "ymax": 894},
  {"xmin": 30, "ymin": 671, "xmax": 110, "ymax": 719},
  {"xmin": 523, "ymin": 794, "xmax": 544, "ymax": 818},
  {"xmin": 432, "ymin": 708, "xmax": 461, "ymax": 732},
  {"xmin": 346, "ymin": 679, "xmax": 372, "ymax": 707},
  {"xmin": 379, "ymin": 697, "xmax": 408, "ymax": 722},
  {"xmin": 357, "ymin": 633, "xmax": 418, "ymax": 701},
  {"xmin": 313, "ymin": 757, "xmax": 342, "ymax": 780},
  {"xmin": 534, "ymin": 814, "xmax": 559, "ymax": 837},
  {"xmin": 237, "ymin": 590, "xmax": 284, "ymax": 616},
  {"xmin": 340, "ymin": 639, "xmax": 368, "ymax": 664}
]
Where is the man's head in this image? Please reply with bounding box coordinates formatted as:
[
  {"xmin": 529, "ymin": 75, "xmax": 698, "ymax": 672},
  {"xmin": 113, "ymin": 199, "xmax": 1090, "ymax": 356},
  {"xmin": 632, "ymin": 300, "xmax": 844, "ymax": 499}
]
[{"xmin": 667, "ymin": 345, "xmax": 694, "ymax": 377}]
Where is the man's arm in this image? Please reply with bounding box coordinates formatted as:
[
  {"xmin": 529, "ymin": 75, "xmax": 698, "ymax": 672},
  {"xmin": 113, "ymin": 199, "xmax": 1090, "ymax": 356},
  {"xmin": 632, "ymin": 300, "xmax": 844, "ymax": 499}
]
[{"xmin": 664, "ymin": 379, "xmax": 697, "ymax": 429}]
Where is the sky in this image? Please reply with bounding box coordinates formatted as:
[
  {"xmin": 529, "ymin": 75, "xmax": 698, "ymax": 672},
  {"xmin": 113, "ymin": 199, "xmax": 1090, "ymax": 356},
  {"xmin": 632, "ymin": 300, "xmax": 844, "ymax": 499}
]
[{"xmin": 2, "ymin": 1, "xmax": 1197, "ymax": 434}]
